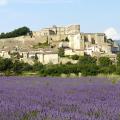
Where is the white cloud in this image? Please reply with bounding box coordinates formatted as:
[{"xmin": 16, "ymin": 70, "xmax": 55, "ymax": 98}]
[
  {"xmin": 104, "ymin": 27, "xmax": 120, "ymax": 40},
  {"xmin": 0, "ymin": 0, "xmax": 8, "ymax": 6}
]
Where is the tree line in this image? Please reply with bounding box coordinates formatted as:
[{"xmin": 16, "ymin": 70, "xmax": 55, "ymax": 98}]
[
  {"xmin": 0, "ymin": 27, "xmax": 31, "ymax": 39},
  {"xmin": 0, "ymin": 53, "xmax": 120, "ymax": 76}
]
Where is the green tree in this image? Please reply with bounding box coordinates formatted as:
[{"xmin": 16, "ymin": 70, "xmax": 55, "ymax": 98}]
[
  {"xmin": 58, "ymin": 48, "xmax": 65, "ymax": 57},
  {"xmin": 81, "ymin": 64, "xmax": 99, "ymax": 76},
  {"xmin": 0, "ymin": 58, "xmax": 13, "ymax": 71},
  {"xmin": 78, "ymin": 56, "xmax": 97, "ymax": 65},
  {"xmin": 98, "ymin": 57, "xmax": 112, "ymax": 67},
  {"xmin": 0, "ymin": 27, "xmax": 30, "ymax": 39},
  {"xmin": 22, "ymin": 63, "xmax": 33, "ymax": 71},
  {"xmin": 33, "ymin": 62, "xmax": 44, "ymax": 71},
  {"xmin": 65, "ymin": 37, "xmax": 69, "ymax": 42},
  {"xmin": 116, "ymin": 66, "xmax": 120, "ymax": 75},
  {"xmin": 100, "ymin": 65, "xmax": 116, "ymax": 74},
  {"xmin": 117, "ymin": 52, "xmax": 120, "ymax": 66},
  {"xmin": 12, "ymin": 60, "xmax": 24, "ymax": 74}
]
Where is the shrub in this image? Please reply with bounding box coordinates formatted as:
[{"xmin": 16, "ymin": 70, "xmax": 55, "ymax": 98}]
[
  {"xmin": 65, "ymin": 37, "xmax": 69, "ymax": 42},
  {"xmin": 12, "ymin": 61, "xmax": 24, "ymax": 74},
  {"xmin": 98, "ymin": 57, "xmax": 112, "ymax": 67},
  {"xmin": 58, "ymin": 48, "xmax": 65, "ymax": 57},
  {"xmin": 71, "ymin": 55, "xmax": 79, "ymax": 60},
  {"xmin": 99, "ymin": 65, "xmax": 116, "ymax": 74},
  {"xmin": 0, "ymin": 58, "xmax": 13, "ymax": 71},
  {"xmin": 78, "ymin": 56, "xmax": 97, "ymax": 65},
  {"xmin": 117, "ymin": 52, "xmax": 120, "ymax": 66},
  {"xmin": 22, "ymin": 63, "xmax": 33, "ymax": 71},
  {"xmin": 116, "ymin": 66, "xmax": 120, "ymax": 75},
  {"xmin": 81, "ymin": 64, "xmax": 99, "ymax": 76},
  {"xmin": 33, "ymin": 62, "xmax": 44, "ymax": 71}
]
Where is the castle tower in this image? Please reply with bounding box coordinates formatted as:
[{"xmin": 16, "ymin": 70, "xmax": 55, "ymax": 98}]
[{"xmin": 68, "ymin": 34, "xmax": 84, "ymax": 50}]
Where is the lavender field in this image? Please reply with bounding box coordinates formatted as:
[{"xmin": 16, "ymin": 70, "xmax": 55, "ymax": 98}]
[{"xmin": 0, "ymin": 77, "xmax": 120, "ymax": 120}]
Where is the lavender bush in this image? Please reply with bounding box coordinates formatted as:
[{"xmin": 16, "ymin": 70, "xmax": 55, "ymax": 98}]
[{"xmin": 0, "ymin": 77, "xmax": 120, "ymax": 120}]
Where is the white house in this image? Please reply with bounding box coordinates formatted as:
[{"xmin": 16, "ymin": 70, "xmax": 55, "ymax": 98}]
[
  {"xmin": 0, "ymin": 51, "xmax": 11, "ymax": 59},
  {"xmin": 85, "ymin": 45, "xmax": 102, "ymax": 56}
]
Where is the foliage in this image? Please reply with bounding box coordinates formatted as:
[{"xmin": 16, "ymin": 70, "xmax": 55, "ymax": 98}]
[
  {"xmin": 39, "ymin": 64, "xmax": 79, "ymax": 76},
  {"xmin": 71, "ymin": 55, "xmax": 79, "ymax": 60},
  {"xmin": 33, "ymin": 40, "xmax": 49, "ymax": 48},
  {"xmin": 10, "ymin": 52, "xmax": 21, "ymax": 60},
  {"xmin": 33, "ymin": 62, "xmax": 44, "ymax": 71},
  {"xmin": 117, "ymin": 52, "xmax": 120, "ymax": 66},
  {"xmin": 39, "ymin": 63, "xmax": 99, "ymax": 77},
  {"xmin": 99, "ymin": 65, "xmax": 116, "ymax": 74},
  {"xmin": 116, "ymin": 66, "xmax": 120, "ymax": 75},
  {"xmin": 12, "ymin": 61, "xmax": 25, "ymax": 74},
  {"xmin": 22, "ymin": 63, "xmax": 33, "ymax": 71},
  {"xmin": 80, "ymin": 64, "xmax": 99, "ymax": 76},
  {"xmin": 21, "ymin": 111, "xmax": 38, "ymax": 120},
  {"xmin": 78, "ymin": 55, "xmax": 97, "ymax": 65},
  {"xmin": 0, "ymin": 55, "xmax": 120, "ymax": 76},
  {"xmin": 58, "ymin": 48, "xmax": 65, "ymax": 57},
  {"xmin": 98, "ymin": 57, "xmax": 112, "ymax": 67},
  {"xmin": 61, "ymin": 37, "xmax": 69, "ymax": 42},
  {"xmin": 65, "ymin": 37, "xmax": 69, "ymax": 42},
  {"xmin": 0, "ymin": 58, "xmax": 13, "ymax": 71},
  {"xmin": 0, "ymin": 27, "xmax": 30, "ymax": 39}
]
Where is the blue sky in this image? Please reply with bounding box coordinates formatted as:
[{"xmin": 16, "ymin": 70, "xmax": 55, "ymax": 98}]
[{"xmin": 0, "ymin": 0, "xmax": 120, "ymax": 35}]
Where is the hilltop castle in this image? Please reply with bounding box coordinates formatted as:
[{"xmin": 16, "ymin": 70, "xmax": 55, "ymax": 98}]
[
  {"xmin": 0, "ymin": 24, "xmax": 119, "ymax": 64},
  {"xmin": 33, "ymin": 24, "xmax": 119, "ymax": 58}
]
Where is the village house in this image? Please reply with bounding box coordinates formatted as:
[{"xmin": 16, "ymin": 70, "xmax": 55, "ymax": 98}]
[{"xmin": 20, "ymin": 50, "xmax": 59, "ymax": 65}]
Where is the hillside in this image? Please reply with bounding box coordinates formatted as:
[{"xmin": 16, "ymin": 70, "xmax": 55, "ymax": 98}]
[{"xmin": 0, "ymin": 35, "xmax": 48, "ymax": 50}]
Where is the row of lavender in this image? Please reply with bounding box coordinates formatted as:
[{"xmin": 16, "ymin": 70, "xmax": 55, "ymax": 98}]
[{"xmin": 0, "ymin": 77, "xmax": 120, "ymax": 120}]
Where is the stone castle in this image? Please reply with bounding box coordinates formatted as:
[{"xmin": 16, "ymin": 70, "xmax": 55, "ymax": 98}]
[{"xmin": 0, "ymin": 24, "xmax": 119, "ymax": 64}]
